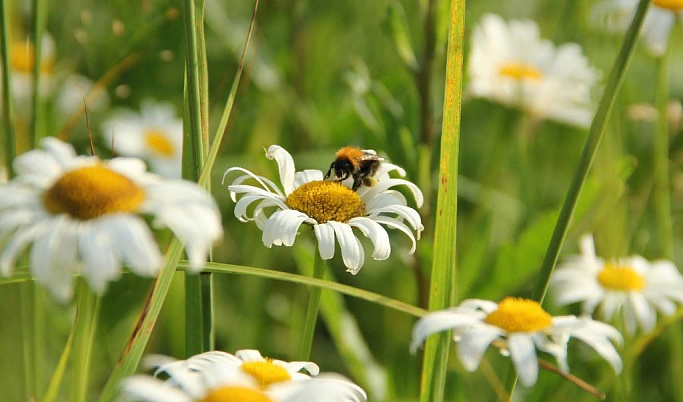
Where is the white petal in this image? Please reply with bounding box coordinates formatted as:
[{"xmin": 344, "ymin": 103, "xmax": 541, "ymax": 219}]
[
  {"xmin": 630, "ymin": 293, "xmax": 655, "ymax": 332},
  {"xmin": 293, "ymin": 169, "xmax": 324, "ymax": 189},
  {"xmin": 41, "ymin": 137, "xmax": 78, "ymax": 167},
  {"xmin": 100, "ymin": 215, "xmax": 162, "ymax": 276},
  {"xmin": 266, "ymin": 145, "xmax": 297, "ymax": 195},
  {"xmin": 120, "ymin": 376, "xmax": 192, "ymax": 402},
  {"xmin": 327, "ymin": 221, "xmax": 364, "ymax": 273},
  {"xmin": 457, "ymin": 326, "xmax": 503, "ymax": 371},
  {"xmin": 1, "ymin": 220, "xmax": 51, "ymax": 276},
  {"xmin": 284, "ymin": 361, "xmax": 320, "ymax": 376},
  {"xmin": 410, "ymin": 309, "xmax": 482, "ymax": 353},
  {"xmin": 508, "ymin": 334, "xmax": 539, "ymax": 387},
  {"xmin": 224, "ymin": 167, "xmax": 284, "ymax": 199},
  {"xmin": 262, "ymin": 209, "xmax": 312, "ymax": 248},
  {"xmin": 371, "ymin": 216, "xmax": 417, "ymax": 253},
  {"xmin": 314, "ymin": 223, "xmax": 336, "ymax": 260},
  {"xmin": 235, "ymin": 349, "xmax": 265, "ymax": 362},
  {"xmin": 571, "ymin": 321, "xmax": 623, "ymax": 373},
  {"xmin": 348, "ymin": 217, "xmax": 391, "ymax": 260},
  {"xmin": 79, "ymin": 224, "xmax": 121, "ymax": 294}
]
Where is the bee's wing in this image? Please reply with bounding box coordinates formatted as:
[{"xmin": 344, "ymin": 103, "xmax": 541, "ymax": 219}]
[{"xmin": 360, "ymin": 150, "xmax": 384, "ymax": 161}]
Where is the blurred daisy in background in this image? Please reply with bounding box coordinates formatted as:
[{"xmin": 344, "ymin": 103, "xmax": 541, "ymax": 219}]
[
  {"xmin": 6, "ymin": 34, "xmax": 56, "ymax": 104},
  {"xmin": 120, "ymin": 349, "xmax": 367, "ymax": 401},
  {"xmin": 591, "ymin": 0, "xmax": 682, "ymax": 56},
  {"xmin": 468, "ymin": 14, "xmax": 601, "ymax": 128},
  {"xmin": 224, "ymin": 145, "xmax": 423, "ymax": 274},
  {"xmin": 101, "ymin": 100, "xmax": 183, "ymax": 178},
  {"xmin": 551, "ymin": 234, "xmax": 683, "ymax": 334},
  {"xmin": 0, "ymin": 137, "xmax": 221, "ymax": 301},
  {"xmin": 411, "ymin": 298, "xmax": 622, "ymax": 387}
]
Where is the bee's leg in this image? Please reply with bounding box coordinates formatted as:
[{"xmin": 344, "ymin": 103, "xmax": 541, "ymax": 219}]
[
  {"xmin": 352, "ymin": 176, "xmax": 363, "ymax": 191},
  {"xmin": 362, "ymin": 177, "xmax": 378, "ymax": 187},
  {"xmin": 324, "ymin": 163, "xmax": 335, "ymax": 180}
]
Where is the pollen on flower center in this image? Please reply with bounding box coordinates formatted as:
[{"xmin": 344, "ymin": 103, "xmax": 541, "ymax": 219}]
[
  {"xmin": 10, "ymin": 42, "xmax": 53, "ymax": 73},
  {"xmin": 42, "ymin": 165, "xmax": 145, "ymax": 220},
  {"xmin": 144, "ymin": 130, "xmax": 175, "ymax": 158},
  {"xmin": 200, "ymin": 386, "xmax": 273, "ymax": 402},
  {"xmin": 240, "ymin": 360, "xmax": 292, "ymax": 389},
  {"xmin": 653, "ymin": 0, "xmax": 683, "ymax": 11},
  {"xmin": 597, "ymin": 263, "xmax": 645, "ymax": 291},
  {"xmin": 285, "ymin": 180, "xmax": 365, "ymax": 223},
  {"xmin": 484, "ymin": 297, "xmax": 553, "ymax": 333},
  {"xmin": 499, "ymin": 62, "xmax": 543, "ymax": 81}
]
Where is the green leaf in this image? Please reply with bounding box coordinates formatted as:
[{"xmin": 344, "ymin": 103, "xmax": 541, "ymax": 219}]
[{"xmin": 386, "ymin": 1, "xmax": 419, "ymax": 71}]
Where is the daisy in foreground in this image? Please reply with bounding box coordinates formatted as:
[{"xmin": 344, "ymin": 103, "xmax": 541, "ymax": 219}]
[
  {"xmin": 410, "ymin": 298, "xmax": 623, "ymax": 387},
  {"xmin": 224, "ymin": 145, "xmax": 423, "ymax": 274},
  {"xmin": 468, "ymin": 14, "xmax": 600, "ymax": 128},
  {"xmin": 102, "ymin": 100, "xmax": 183, "ymax": 178},
  {"xmin": 120, "ymin": 349, "xmax": 367, "ymax": 402},
  {"xmin": 592, "ymin": 0, "xmax": 682, "ymax": 57},
  {"xmin": 0, "ymin": 138, "xmax": 222, "ymax": 301},
  {"xmin": 551, "ymin": 234, "xmax": 683, "ymax": 334}
]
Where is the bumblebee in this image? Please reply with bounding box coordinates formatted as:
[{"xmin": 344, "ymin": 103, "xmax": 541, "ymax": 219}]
[{"xmin": 324, "ymin": 146, "xmax": 383, "ymax": 191}]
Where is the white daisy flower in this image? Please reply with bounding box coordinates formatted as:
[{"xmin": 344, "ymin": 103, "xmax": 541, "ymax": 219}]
[
  {"xmin": 101, "ymin": 100, "xmax": 183, "ymax": 179},
  {"xmin": 57, "ymin": 74, "xmax": 110, "ymax": 116},
  {"xmin": 119, "ymin": 349, "xmax": 367, "ymax": 402},
  {"xmin": 411, "ymin": 297, "xmax": 623, "ymax": 387},
  {"xmin": 224, "ymin": 145, "xmax": 423, "ymax": 274},
  {"xmin": 551, "ymin": 234, "xmax": 683, "ymax": 334},
  {"xmin": 0, "ymin": 137, "xmax": 222, "ymax": 301},
  {"xmin": 3, "ymin": 34, "xmax": 56, "ymax": 105},
  {"xmin": 592, "ymin": 0, "xmax": 682, "ymax": 57},
  {"xmin": 468, "ymin": 14, "xmax": 601, "ymax": 128}
]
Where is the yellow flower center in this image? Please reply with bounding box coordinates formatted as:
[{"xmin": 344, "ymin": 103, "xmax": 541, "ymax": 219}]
[
  {"xmin": 653, "ymin": 0, "xmax": 683, "ymax": 11},
  {"xmin": 597, "ymin": 263, "xmax": 646, "ymax": 291},
  {"xmin": 285, "ymin": 180, "xmax": 365, "ymax": 223},
  {"xmin": 240, "ymin": 360, "xmax": 292, "ymax": 389},
  {"xmin": 200, "ymin": 386, "xmax": 273, "ymax": 402},
  {"xmin": 484, "ymin": 297, "xmax": 553, "ymax": 333},
  {"xmin": 10, "ymin": 42, "xmax": 53, "ymax": 74},
  {"xmin": 144, "ymin": 130, "xmax": 176, "ymax": 158},
  {"xmin": 499, "ymin": 63, "xmax": 543, "ymax": 81},
  {"xmin": 42, "ymin": 165, "xmax": 145, "ymax": 220}
]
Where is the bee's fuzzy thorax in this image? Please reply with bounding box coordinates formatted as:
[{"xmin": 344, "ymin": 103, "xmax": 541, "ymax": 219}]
[{"xmin": 336, "ymin": 146, "xmax": 364, "ymax": 168}]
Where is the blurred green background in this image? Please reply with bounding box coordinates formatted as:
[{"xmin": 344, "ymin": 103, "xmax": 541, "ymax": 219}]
[{"xmin": 1, "ymin": 0, "xmax": 683, "ymax": 400}]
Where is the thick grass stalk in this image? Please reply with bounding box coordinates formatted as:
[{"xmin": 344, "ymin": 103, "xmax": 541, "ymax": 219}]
[
  {"xmin": 419, "ymin": 0, "xmax": 465, "ymax": 401},
  {"xmin": 532, "ymin": 0, "xmax": 651, "ymax": 303},
  {"xmin": 183, "ymin": 0, "xmax": 212, "ymax": 356},
  {"xmin": 70, "ymin": 281, "xmax": 101, "ymax": 402},
  {"xmin": 0, "ymin": 0, "xmax": 16, "ymax": 177},
  {"xmin": 298, "ymin": 252, "xmax": 325, "ymax": 360},
  {"xmin": 30, "ymin": 0, "xmax": 47, "ymax": 147},
  {"xmin": 97, "ymin": 239, "xmax": 184, "ymax": 402}
]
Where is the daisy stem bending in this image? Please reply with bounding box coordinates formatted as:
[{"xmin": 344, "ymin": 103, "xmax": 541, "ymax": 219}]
[
  {"xmin": 71, "ymin": 280, "xmax": 101, "ymax": 402},
  {"xmin": 0, "ymin": 0, "xmax": 16, "ymax": 178},
  {"xmin": 30, "ymin": 0, "xmax": 47, "ymax": 148},
  {"xmin": 420, "ymin": 0, "xmax": 465, "ymax": 401},
  {"xmin": 531, "ymin": 0, "xmax": 651, "ymax": 304},
  {"xmin": 298, "ymin": 252, "xmax": 326, "ymax": 360}
]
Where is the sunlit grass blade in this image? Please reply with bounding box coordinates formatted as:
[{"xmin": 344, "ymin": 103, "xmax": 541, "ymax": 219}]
[
  {"xmin": 0, "ymin": 0, "xmax": 16, "ymax": 177},
  {"xmin": 43, "ymin": 316, "xmax": 76, "ymax": 402},
  {"xmin": 419, "ymin": 1, "xmax": 466, "ymax": 401},
  {"xmin": 70, "ymin": 280, "xmax": 100, "ymax": 402},
  {"xmin": 532, "ymin": 0, "xmax": 651, "ymax": 304},
  {"xmin": 198, "ymin": 0, "xmax": 259, "ymax": 189},
  {"xmin": 97, "ymin": 239, "xmax": 184, "ymax": 402},
  {"xmin": 30, "ymin": 0, "xmax": 47, "ymax": 148}
]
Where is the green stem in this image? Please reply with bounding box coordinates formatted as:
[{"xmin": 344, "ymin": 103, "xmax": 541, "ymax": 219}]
[
  {"xmin": 20, "ymin": 282, "xmax": 35, "ymax": 401},
  {"xmin": 43, "ymin": 316, "xmax": 76, "ymax": 402},
  {"xmin": 653, "ymin": 41, "xmax": 672, "ymax": 258},
  {"xmin": 0, "ymin": 0, "xmax": 16, "ymax": 178},
  {"xmin": 298, "ymin": 251, "xmax": 325, "ymax": 360},
  {"xmin": 183, "ymin": 0, "xmax": 205, "ymax": 173},
  {"xmin": 419, "ymin": 0, "xmax": 465, "ymax": 401},
  {"xmin": 33, "ymin": 287, "xmax": 46, "ymax": 399},
  {"xmin": 532, "ymin": 0, "xmax": 651, "ymax": 304},
  {"xmin": 30, "ymin": 0, "xmax": 47, "ymax": 148},
  {"xmin": 98, "ymin": 239, "xmax": 184, "ymax": 402},
  {"xmin": 70, "ymin": 280, "xmax": 101, "ymax": 402}
]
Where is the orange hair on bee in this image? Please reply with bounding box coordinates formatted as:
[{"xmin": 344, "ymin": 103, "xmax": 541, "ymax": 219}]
[{"xmin": 335, "ymin": 146, "xmax": 364, "ymax": 168}]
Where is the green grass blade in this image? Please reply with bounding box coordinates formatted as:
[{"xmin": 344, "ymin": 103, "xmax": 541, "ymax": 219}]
[
  {"xmin": 0, "ymin": 0, "xmax": 16, "ymax": 178},
  {"xmin": 298, "ymin": 251, "xmax": 325, "ymax": 360},
  {"xmin": 70, "ymin": 281, "xmax": 100, "ymax": 402},
  {"xmin": 43, "ymin": 314, "xmax": 76, "ymax": 402},
  {"xmin": 97, "ymin": 239, "xmax": 184, "ymax": 402},
  {"xmin": 198, "ymin": 0, "xmax": 259, "ymax": 189},
  {"xmin": 419, "ymin": 0, "xmax": 465, "ymax": 401},
  {"xmin": 30, "ymin": 0, "xmax": 47, "ymax": 148},
  {"xmin": 532, "ymin": 0, "xmax": 652, "ymax": 303},
  {"xmin": 181, "ymin": 261, "xmax": 427, "ymax": 318}
]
